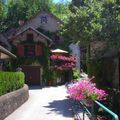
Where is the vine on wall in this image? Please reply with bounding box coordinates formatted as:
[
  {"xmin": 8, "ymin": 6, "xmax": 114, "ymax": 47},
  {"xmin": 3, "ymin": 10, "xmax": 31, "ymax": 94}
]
[{"xmin": 11, "ymin": 41, "xmax": 50, "ymax": 69}]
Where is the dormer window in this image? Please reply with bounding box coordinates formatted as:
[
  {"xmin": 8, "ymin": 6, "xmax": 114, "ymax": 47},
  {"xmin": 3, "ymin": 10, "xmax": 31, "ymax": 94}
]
[{"xmin": 41, "ymin": 16, "xmax": 48, "ymax": 24}]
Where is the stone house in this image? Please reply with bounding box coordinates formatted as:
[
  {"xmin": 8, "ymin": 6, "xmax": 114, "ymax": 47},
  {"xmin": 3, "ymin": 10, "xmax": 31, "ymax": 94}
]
[
  {"xmin": 0, "ymin": 10, "xmax": 79, "ymax": 85},
  {"xmin": 5, "ymin": 11, "xmax": 62, "ymax": 85}
]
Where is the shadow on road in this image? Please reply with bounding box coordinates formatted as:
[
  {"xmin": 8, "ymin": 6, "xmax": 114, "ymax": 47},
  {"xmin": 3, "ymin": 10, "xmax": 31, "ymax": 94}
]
[
  {"xmin": 44, "ymin": 98, "xmax": 73, "ymax": 118},
  {"xmin": 29, "ymin": 85, "xmax": 43, "ymax": 90},
  {"xmin": 29, "ymin": 85, "xmax": 64, "ymax": 90}
]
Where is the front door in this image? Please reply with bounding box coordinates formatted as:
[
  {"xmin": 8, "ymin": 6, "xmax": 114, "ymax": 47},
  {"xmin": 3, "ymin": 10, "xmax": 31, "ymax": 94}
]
[{"xmin": 22, "ymin": 66, "xmax": 41, "ymax": 85}]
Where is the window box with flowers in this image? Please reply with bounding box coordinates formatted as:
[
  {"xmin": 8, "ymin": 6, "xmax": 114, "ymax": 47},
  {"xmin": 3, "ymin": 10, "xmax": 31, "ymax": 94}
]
[{"xmin": 67, "ymin": 79, "xmax": 107, "ymax": 106}]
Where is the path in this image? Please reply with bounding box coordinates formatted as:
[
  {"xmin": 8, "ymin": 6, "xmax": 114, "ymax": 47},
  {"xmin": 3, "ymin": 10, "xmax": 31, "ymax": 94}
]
[{"xmin": 5, "ymin": 85, "xmax": 73, "ymax": 120}]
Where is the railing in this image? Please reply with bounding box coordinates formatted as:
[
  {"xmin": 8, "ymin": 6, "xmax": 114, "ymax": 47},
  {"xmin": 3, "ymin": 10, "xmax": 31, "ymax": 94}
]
[
  {"xmin": 94, "ymin": 100, "xmax": 119, "ymax": 120},
  {"xmin": 80, "ymin": 101, "xmax": 94, "ymax": 120},
  {"xmin": 79, "ymin": 100, "xmax": 119, "ymax": 120}
]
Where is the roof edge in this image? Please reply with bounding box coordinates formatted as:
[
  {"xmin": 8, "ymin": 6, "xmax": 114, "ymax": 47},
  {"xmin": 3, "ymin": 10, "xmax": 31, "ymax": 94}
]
[{"xmin": 0, "ymin": 45, "xmax": 16, "ymax": 58}]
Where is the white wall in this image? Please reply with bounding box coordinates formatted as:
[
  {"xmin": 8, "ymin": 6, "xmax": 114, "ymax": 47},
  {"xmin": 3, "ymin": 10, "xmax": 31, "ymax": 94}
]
[{"xmin": 69, "ymin": 43, "xmax": 80, "ymax": 70}]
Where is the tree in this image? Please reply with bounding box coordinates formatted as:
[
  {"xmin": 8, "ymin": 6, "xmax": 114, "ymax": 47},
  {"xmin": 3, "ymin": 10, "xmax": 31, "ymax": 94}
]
[
  {"xmin": 63, "ymin": 1, "xmax": 103, "ymax": 41},
  {"xmin": 6, "ymin": 0, "xmax": 27, "ymax": 28},
  {"xmin": 51, "ymin": 2, "xmax": 70, "ymax": 21},
  {"xmin": 100, "ymin": 0, "xmax": 120, "ymax": 47},
  {"xmin": 0, "ymin": 1, "xmax": 5, "ymax": 17},
  {"xmin": 60, "ymin": 0, "xmax": 120, "ymax": 74},
  {"xmin": 72, "ymin": 0, "xmax": 84, "ymax": 7},
  {"xmin": 0, "ymin": 0, "xmax": 7, "ymax": 32}
]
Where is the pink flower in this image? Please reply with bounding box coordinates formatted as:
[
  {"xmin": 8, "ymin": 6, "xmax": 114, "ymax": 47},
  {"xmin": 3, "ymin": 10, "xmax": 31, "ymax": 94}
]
[{"xmin": 67, "ymin": 79, "xmax": 107, "ymax": 101}]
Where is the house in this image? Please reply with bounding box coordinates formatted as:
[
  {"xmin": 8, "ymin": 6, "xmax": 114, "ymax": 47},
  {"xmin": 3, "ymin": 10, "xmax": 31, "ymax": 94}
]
[
  {"xmin": 7, "ymin": 11, "xmax": 62, "ymax": 85},
  {"xmin": 1, "ymin": 10, "xmax": 79, "ymax": 85}
]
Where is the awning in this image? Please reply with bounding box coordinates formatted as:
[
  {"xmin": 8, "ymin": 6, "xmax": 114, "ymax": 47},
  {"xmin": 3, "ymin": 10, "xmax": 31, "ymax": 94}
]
[{"xmin": 51, "ymin": 49, "xmax": 68, "ymax": 53}]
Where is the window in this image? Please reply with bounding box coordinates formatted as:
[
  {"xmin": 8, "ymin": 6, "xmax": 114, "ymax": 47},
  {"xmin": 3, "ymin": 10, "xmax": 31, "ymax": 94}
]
[
  {"xmin": 26, "ymin": 34, "xmax": 34, "ymax": 42},
  {"xmin": 41, "ymin": 16, "xmax": 48, "ymax": 24}
]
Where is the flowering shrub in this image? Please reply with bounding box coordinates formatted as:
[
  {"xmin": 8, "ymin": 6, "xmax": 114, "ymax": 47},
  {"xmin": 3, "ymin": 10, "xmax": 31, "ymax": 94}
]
[{"xmin": 67, "ymin": 79, "xmax": 107, "ymax": 101}]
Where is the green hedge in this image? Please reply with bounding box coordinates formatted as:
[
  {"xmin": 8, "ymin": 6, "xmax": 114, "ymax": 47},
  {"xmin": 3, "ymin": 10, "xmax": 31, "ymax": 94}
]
[{"xmin": 0, "ymin": 72, "xmax": 25, "ymax": 96}]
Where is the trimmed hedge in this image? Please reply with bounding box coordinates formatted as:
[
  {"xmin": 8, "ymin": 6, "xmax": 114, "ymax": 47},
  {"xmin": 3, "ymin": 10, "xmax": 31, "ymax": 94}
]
[{"xmin": 0, "ymin": 72, "xmax": 25, "ymax": 96}]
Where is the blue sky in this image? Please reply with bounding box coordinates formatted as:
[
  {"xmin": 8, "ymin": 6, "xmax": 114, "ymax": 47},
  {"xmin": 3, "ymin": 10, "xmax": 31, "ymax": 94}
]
[{"xmin": 53, "ymin": 0, "xmax": 71, "ymax": 3}]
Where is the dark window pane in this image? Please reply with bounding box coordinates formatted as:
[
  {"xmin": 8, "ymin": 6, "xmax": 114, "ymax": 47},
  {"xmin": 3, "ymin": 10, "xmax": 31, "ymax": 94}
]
[
  {"xmin": 41, "ymin": 16, "xmax": 48, "ymax": 24},
  {"xmin": 27, "ymin": 34, "xmax": 34, "ymax": 41}
]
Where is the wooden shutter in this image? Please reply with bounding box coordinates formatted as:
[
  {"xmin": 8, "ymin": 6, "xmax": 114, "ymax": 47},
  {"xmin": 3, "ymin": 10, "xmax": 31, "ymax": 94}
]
[
  {"xmin": 17, "ymin": 44, "xmax": 24, "ymax": 57},
  {"xmin": 35, "ymin": 45, "xmax": 42, "ymax": 56}
]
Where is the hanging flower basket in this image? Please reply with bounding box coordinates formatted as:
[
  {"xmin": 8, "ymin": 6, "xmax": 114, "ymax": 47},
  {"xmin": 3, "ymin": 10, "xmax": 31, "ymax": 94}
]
[{"xmin": 50, "ymin": 54, "xmax": 76, "ymax": 62}]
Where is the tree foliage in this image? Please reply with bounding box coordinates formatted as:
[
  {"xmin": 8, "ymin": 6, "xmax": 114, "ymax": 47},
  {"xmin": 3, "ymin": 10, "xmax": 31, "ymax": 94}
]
[
  {"xmin": 60, "ymin": 0, "xmax": 120, "ymax": 74},
  {"xmin": 0, "ymin": 0, "xmax": 7, "ymax": 32},
  {"xmin": 61, "ymin": 0, "xmax": 120, "ymax": 47},
  {"xmin": 101, "ymin": 0, "xmax": 120, "ymax": 47}
]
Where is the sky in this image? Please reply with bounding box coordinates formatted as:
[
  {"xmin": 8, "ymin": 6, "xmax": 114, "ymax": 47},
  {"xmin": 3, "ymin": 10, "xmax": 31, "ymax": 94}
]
[{"xmin": 53, "ymin": 0, "xmax": 71, "ymax": 3}]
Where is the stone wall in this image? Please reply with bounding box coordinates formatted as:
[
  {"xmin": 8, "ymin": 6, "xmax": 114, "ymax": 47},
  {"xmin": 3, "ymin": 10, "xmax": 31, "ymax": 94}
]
[{"xmin": 0, "ymin": 84, "xmax": 29, "ymax": 120}]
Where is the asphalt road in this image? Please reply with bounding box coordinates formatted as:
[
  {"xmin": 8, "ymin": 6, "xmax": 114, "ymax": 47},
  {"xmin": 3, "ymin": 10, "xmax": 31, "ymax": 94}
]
[{"xmin": 5, "ymin": 85, "xmax": 73, "ymax": 120}]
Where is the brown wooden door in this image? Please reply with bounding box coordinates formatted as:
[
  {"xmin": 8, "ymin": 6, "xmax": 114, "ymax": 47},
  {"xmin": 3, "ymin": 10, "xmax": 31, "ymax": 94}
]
[{"xmin": 22, "ymin": 66, "xmax": 40, "ymax": 85}]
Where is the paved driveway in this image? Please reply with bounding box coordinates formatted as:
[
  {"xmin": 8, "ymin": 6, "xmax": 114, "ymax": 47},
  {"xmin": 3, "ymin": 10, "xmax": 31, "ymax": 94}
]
[{"xmin": 5, "ymin": 85, "xmax": 73, "ymax": 120}]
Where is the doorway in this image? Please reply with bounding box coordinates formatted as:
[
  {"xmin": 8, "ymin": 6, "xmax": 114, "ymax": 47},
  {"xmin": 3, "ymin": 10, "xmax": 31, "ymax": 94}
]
[{"xmin": 22, "ymin": 66, "xmax": 41, "ymax": 85}]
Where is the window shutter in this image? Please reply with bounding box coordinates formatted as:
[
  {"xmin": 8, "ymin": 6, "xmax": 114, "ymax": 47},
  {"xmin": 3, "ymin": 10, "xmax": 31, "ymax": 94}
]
[
  {"xmin": 35, "ymin": 45, "xmax": 42, "ymax": 56},
  {"xmin": 17, "ymin": 45, "xmax": 24, "ymax": 57}
]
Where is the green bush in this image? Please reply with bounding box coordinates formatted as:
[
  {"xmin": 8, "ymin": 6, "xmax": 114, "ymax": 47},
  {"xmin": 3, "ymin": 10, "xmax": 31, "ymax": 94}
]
[
  {"xmin": 73, "ymin": 69, "xmax": 80, "ymax": 79},
  {"xmin": 0, "ymin": 72, "xmax": 25, "ymax": 96}
]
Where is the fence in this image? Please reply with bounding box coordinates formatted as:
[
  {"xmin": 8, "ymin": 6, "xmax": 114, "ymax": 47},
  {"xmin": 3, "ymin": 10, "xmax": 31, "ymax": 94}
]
[{"xmin": 72, "ymin": 100, "xmax": 119, "ymax": 120}]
